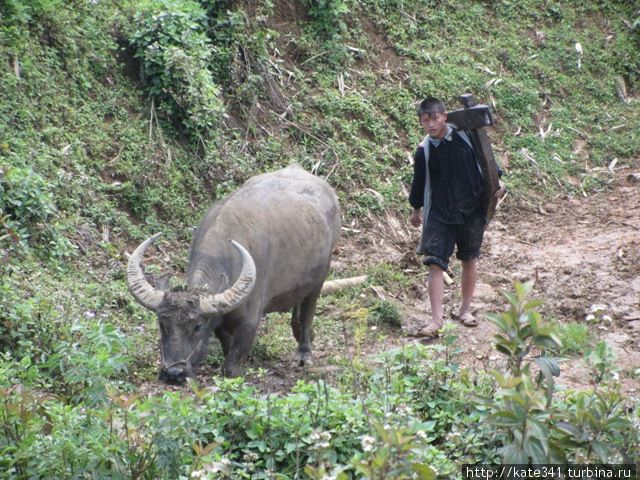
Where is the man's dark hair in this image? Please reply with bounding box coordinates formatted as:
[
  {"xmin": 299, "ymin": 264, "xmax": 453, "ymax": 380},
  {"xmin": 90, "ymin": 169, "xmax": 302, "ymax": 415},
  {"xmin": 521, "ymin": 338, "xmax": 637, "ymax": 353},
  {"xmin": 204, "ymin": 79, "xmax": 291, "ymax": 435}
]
[{"xmin": 417, "ymin": 97, "xmax": 446, "ymax": 117}]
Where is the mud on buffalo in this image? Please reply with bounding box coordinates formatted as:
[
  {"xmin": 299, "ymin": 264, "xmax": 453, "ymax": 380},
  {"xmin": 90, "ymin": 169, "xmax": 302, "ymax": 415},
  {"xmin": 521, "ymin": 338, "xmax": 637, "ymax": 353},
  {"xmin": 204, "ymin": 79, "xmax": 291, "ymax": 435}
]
[{"xmin": 126, "ymin": 165, "xmax": 341, "ymax": 383}]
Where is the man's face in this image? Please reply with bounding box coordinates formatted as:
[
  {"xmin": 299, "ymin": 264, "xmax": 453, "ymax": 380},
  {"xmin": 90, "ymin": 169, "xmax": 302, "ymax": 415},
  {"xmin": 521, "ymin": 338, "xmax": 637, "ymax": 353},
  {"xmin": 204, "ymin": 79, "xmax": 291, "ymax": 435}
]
[{"xmin": 419, "ymin": 111, "xmax": 448, "ymax": 139}]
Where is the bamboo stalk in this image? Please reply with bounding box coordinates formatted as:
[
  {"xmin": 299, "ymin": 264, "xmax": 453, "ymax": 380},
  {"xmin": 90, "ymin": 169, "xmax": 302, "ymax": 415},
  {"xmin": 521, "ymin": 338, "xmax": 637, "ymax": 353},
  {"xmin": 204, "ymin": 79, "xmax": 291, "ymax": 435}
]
[{"xmin": 321, "ymin": 275, "xmax": 368, "ymax": 295}]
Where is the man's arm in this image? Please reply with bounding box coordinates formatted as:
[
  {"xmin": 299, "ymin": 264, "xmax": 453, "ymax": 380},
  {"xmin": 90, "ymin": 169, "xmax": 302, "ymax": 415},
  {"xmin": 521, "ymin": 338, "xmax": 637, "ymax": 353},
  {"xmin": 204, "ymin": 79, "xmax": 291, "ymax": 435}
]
[{"xmin": 409, "ymin": 147, "xmax": 426, "ymax": 227}]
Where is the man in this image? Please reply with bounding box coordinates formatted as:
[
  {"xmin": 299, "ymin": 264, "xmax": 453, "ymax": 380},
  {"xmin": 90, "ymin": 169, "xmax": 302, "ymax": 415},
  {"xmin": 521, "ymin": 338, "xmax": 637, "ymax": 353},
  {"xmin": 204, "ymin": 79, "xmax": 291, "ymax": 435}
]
[{"xmin": 409, "ymin": 97, "xmax": 505, "ymax": 338}]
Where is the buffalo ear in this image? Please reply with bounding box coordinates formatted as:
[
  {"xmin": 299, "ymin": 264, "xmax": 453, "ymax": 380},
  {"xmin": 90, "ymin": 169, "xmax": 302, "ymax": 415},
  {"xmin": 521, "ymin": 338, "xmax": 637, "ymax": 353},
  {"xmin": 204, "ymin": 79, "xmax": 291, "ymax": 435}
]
[{"xmin": 155, "ymin": 272, "xmax": 173, "ymax": 291}]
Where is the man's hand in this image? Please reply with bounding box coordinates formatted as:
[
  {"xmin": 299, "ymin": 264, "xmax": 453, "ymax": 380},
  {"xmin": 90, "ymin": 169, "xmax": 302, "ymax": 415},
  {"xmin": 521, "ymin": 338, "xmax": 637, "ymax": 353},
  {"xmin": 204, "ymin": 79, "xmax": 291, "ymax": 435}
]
[
  {"xmin": 494, "ymin": 181, "xmax": 507, "ymax": 199},
  {"xmin": 410, "ymin": 209, "xmax": 422, "ymax": 227}
]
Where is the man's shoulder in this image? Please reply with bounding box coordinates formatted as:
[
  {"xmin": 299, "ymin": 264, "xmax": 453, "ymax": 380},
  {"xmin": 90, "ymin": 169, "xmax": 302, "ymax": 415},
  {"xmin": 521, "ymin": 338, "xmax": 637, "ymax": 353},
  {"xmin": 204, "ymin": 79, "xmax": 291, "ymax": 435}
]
[
  {"xmin": 451, "ymin": 127, "xmax": 471, "ymax": 140},
  {"xmin": 417, "ymin": 134, "xmax": 430, "ymax": 149}
]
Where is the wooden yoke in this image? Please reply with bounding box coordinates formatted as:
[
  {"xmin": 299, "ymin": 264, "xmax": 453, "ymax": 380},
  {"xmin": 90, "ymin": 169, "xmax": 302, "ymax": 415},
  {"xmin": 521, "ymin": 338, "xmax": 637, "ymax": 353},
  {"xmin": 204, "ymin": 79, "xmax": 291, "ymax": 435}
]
[{"xmin": 446, "ymin": 94, "xmax": 501, "ymax": 223}]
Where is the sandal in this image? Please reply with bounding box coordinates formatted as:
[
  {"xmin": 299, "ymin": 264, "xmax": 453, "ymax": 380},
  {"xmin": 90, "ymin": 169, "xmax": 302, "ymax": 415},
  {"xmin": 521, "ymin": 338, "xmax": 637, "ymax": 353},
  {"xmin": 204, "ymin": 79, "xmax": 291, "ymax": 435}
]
[
  {"xmin": 414, "ymin": 323, "xmax": 443, "ymax": 338},
  {"xmin": 457, "ymin": 311, "xmax": 478, "ymax": 327}
]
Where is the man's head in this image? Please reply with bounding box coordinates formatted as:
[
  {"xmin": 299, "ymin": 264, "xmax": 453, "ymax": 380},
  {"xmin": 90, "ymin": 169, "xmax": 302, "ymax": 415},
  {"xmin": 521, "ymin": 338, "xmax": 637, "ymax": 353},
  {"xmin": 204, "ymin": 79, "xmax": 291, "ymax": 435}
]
[{"xmin": 417, "ymin": 97, "xmax": 448, "ymax": 139}]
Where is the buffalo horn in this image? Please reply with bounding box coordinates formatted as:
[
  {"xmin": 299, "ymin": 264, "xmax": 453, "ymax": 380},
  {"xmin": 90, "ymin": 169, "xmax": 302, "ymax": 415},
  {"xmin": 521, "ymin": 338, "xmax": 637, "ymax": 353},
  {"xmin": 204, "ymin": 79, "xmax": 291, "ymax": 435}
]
[
  {"xmin": 199, "ymin": 240, "xmax": 256, "ymax": 315},
  {"xmin": 127, "ymin": 232, "xmax": 166, "ymax": 311}
]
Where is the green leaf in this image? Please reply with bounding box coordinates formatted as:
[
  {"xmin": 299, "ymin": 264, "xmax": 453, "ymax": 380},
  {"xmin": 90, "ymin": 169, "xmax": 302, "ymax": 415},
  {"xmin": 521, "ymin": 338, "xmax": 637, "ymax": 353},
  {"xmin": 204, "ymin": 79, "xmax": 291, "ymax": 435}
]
[
  {"xmin": 534, "ymin": 334, "xmax": 561, "ymax": 350},
  {"xmin": 520, "ymin": 280, "xmax": 535, "ymax": 297},
  {"xmin": 502, "ymin": 444, "xmax": 528, "ymax": 464},
  {"xmin": 523, "ymin": 436, "xmax": 547, "ymax": 464},
  {"xmin": 495, "ymin": 343, "xmax": 514, "ymax": 357},
  {"xmin": 591, "ymin": 440, "xmax": 610, "ymax": 462},
  {"xmin": 501, "ymin": 290, "xmax": 518, "ymax": 308},
  {"xmin": 504, "ymin": 376, "xmax": 524, "ymax": 389},
  {"xmin": 412, "ymin": 463, "xmax": 437, "ymax": 480},
  {"xmin": 418, "ymin": 420, "xmax": 437, "ymax": 432},
  {"xmin": 491, "ymin": 369, "xmax": 506, "ymax": 385},
  {"xmin": 555, "ymin": 421, "xmax": 583, "ymax": 440},
  {"xmin": 489, "ymin": 411, "xmax": 523, "ymax": 426},
  {"xmin": 535, "ymin": 356, "xmax": 560, "ymax": 377},
  {"xmin": 484, "ymin": 312, "xmax": 509, "ymax": 332},
  {"xmin": 527, "ymin": 418, "xmax": 549, "ymax": 446},
  {"xmin": 524, "ymin": 299, "xmax": 544, "ymax": 310},
  {"xmin": 548, "ymin": 441, "xmax": 568, "ymax": 464},
  {"xmin": 605, "ymin": 417, "xmax": 631, "ymax": 431}
]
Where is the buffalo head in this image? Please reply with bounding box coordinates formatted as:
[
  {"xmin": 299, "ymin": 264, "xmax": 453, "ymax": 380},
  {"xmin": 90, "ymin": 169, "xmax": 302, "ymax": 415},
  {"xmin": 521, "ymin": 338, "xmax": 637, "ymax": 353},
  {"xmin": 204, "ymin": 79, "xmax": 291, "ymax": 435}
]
[{"xmin": 127, "ymin": 233, "xmax": 256, "ymax": 383}]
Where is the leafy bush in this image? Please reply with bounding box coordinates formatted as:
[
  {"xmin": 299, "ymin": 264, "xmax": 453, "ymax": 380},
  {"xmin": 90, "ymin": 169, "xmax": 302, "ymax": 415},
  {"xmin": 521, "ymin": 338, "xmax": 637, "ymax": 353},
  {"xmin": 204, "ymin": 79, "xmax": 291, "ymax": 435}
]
[
  {"xmin": 0, "ymin": 275, "xmax": 67, "ymax": 363},
  {"xmin": 129, "ymin": 2, "xmax": 225, "ymax": 142},
  {"xmin": 485, "ymin": 281, "xmax": 561, "ymax": 377},
  {"xmin": 556, "ymin": 387, "xmax": 633, "ymax": 463},
  {"xmin": 303, "ymin": 0, "xmax": 349, "ymax": 39},
  {"xmin": 368, "ymin": 298, "xmax": 402, "ymax": 328},
  {"xmin": 45, "ymin": 320, "xmax": 132, "ymax": 404},
  {"xmin": 585, "ymin": 340, "xmax": 618, "ymax": 384},
  {"xmin": 1, "ymin": 287, "xmax": 637, "ymax": 478},
  {"xmin": 485, "ymin": 282, "xmax": 635, "ymax": 464},
  {"xmin": 555, "ymin": 321, "xmax": 594, "ymax": 357},
  {"xmin": 0, "ymin": 165, "xmax": 74, "ymax": 258}
]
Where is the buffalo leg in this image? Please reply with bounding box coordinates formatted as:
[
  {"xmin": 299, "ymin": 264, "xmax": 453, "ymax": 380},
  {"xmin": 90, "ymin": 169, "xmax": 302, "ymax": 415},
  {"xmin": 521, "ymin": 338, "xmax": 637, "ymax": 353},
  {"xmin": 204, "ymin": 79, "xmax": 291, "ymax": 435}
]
[
  {"xmin": 290, "ymin": 305, "xmax": 302, "ymax": 342},
  {"xmin": 221, "ymin": 316, "xmax": 260, "ymax": 377},
  {"xmin": 214, "ymin": 326, "xmax": 232, "ymax": 357},
  {"xmin": 292, "ymin": 290, "xmax": 320, "ymax": 367}
]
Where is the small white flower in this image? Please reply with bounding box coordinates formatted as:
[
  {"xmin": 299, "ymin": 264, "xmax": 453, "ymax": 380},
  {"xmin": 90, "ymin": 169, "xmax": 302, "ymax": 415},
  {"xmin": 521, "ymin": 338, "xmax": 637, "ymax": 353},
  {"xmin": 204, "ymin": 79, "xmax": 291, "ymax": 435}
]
[
  {"xmin": 585, "ymin": 314, "xmax": 596, "ymax": 322},
  {"xmin": 208, "ymin": 458, "xmax": 231, "ymax": 473},
  {"xmin": 243, "ymin": 451, "xmax": 259, "ymax": 462},
  {"xmin": 396, "ymin": 403, "xmax": 413, "ymax": 416},
  {"xmin": 309, "ymin": 430, "xmax": 331, "ymax": 450},
  {"xmin": 602, "ymin": 315, "xmax": 612, "ymax": 322},
  {"xmin": 361, "ymin": 435, "xmax": 376, "ymax": 452}
]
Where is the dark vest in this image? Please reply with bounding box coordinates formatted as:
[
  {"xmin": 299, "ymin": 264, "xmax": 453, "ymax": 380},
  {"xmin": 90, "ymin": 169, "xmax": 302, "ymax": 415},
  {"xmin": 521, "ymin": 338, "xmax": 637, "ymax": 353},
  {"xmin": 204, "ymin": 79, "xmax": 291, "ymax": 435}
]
[{"xmin": 428, "ymin": 130, "xmax": 483, "ymax": 224}]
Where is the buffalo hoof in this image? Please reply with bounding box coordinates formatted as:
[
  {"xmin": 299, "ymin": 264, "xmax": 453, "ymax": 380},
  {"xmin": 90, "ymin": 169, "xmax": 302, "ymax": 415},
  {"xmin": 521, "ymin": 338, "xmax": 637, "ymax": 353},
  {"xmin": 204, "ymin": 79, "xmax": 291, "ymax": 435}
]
[
  {"xmin": 294, "ymin": 351, "xmax": 313, "ymax": 367},
  {"xmin": 221, "ymin": 363, "xmax": 242, "ymax": 378}
]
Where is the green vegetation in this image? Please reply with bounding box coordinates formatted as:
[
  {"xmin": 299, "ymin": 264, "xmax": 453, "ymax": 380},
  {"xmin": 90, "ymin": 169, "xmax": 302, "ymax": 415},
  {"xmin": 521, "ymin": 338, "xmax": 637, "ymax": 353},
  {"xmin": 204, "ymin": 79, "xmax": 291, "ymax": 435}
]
[
  {"xmin": 554, "ymin": 321, "xmax": 595, "ymax": 357},
  {"xmin": 1, "ymin": 0, "xmax": 639, "ymax": 477},
  {"xmin": 483, "ymin": 281, "xmax": 632, "ymax": 464},
  {"xmin": 2, "ymin": 282, "xmax": 637, "ymax": 478}
]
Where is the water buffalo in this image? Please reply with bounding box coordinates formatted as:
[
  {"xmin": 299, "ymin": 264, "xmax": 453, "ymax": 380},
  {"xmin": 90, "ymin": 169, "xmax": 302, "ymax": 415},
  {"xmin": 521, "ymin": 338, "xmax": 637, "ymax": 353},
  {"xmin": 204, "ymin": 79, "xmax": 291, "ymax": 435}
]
[{"xmin": 127, "ymin": 165, "xmax": 341, "ymax": 382}]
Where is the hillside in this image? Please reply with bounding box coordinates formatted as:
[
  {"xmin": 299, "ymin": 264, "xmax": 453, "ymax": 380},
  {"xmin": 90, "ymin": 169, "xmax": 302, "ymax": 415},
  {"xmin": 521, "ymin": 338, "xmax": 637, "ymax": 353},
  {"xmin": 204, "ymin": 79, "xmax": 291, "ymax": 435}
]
[{"xmin": 1, "ymin": 0, "xmax": 639, "ymax": 477}]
